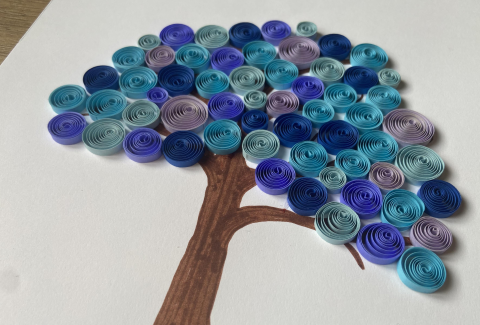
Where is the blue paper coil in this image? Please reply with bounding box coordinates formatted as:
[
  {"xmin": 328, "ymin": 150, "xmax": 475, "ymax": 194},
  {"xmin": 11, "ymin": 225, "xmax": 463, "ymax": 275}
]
[
  {"xmin": 162, "ymin": 131, "xmax": 205, "ymax": 167},
  {"xmin": 229, "ymin": 22, "xmax": 262, "ymax": 49},
  {"xmin": 241, "ymin": 109, "xmax": 269, "ymax": 133},
  {"xmin": 147, "ymin": 87, "xmax": 169, "ymax": 109},
  {"xmin": 291, "ymin": 76, "xmax": 325, "ymax": 105},
  {"xmin": 47, "ymin": 112, "xmax": 87, "ymax": 145},
  {"xmin": 366, "ymin": 85, "xmax": 402, "ymax": 115},
  {"xmin": 159, "ymin": 24, "xmax": 195, "ymax": 51},
  {"xmin": 208, "ymin": 92, "xmax": 244, "ymax": 121},
  {"xmin": 211, "ymin": 47, "xmax": 244, "ymax": 75},
  {"xmin": 381, "ymin": 189, "xmax": 425, "ymax": 231},
  {"xmin": 261, "ymin": 20, "xmax": 291, "ymax": 46},
  {"xmin": 289, "ymin": 141, "xmax": 328, "ymax": 177},
  {"xmin": 302, "ymin": 100, "xmax": 335, "ymax": 128},
  {"xmin": 323, "ymin": 83, "xmax": 358, "ymax": 113},
  {"xmin": 255, "ymin": 158, "xmax": 296, "ymax": 195},
  {"xmin": 158, "ymin": 65, "xmax": 195, "ymax": 97},
  {"xmin": 112, "ymin": 46, "xmax": 145, "ymax": 73},
  {"xmin": 417, "ymin": 180, "xmax": 462, "ymax": 218},
  {"xmin": 83, "ymin": 66, "xmax": 119, "ymax": 94},
  {"xmin": 287, "ymin": 177, "xmax": 328, "ymax": 216},
  {"xmin": 195, "ymin": 69, "xmax": 230, "ymax": 99},
  {"xmin": 358, "ymin": 130, "xmax": 398, "ymax": 163},
  {"xmin": 344, "ymin": 66, "xmax": 379, "ymax": 94},
  {"xmin": 119, "ymin": 67, "xmax": 157, "ymax": 99},
  {"xmin": 345, "ymin": 102, "xmax": 384, "ymax": 134},
  {"xmin": 86, "ymin": 89, "xmax": 128, "ymax": 121},
  {"xmin": 204, "ymin": 119, "xmax": 241, "ymax": 155},
  {"xmin": 310, "ymin": 57, "xmax": 345, "ymax": 87},
  {"xmin": 176, "ymin": 44, "xmax": 211, "ymax": 74},
  {"xmin": 317, "ymin": 34, "xmax": 352, "ymax": 61},
  {"xmin": 335, "ymin": 149, "xmax": 371, "ymax": 180},
  {"xmin": 317, "ymin": 120, "xmax": 359, "ymax": 155},
  {"xmin": 123, "ymin": 128, "xmax": 163, "ymax": 163},
  {"xmin": 242, "ymin": 41, "xmax": 277, "ymax": 69},
  {"xmin": 264, "ymin": 59, "xmax": 299, "ymax": 90},
  {"xmin": 273, "ymin": 113, "xmax": 313, "ymax": 148},
  {"xmin": 357, "ymin": 223, "xmax": 404, "ymax": 265},
  {"xmin": 350, "ymin": 43, "xmax": 388, "ymax": 72},
  {"xmin": 340, "ymin": 179, "xmax": 383, "ymax": 219},
  {"xmin": 49, "ymin": 85, "xmax": 88, "ymax": 114}
]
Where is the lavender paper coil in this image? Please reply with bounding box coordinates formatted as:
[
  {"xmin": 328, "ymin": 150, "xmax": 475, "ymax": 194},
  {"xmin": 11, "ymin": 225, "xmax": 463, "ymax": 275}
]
[
  {"xmin": 369, "ymin": 162, "xmax": 405, "ymax": 193},
  {"xmin": 383, "ymin": 109, "xmax": 435, "ymax": 146},
  {"xmin": 266, "ymin": 91, "xmax": 300, "ymax": 118},
  {"xmin": 161, "ymin": 95, "xmax": 209, "ymax": 133},
  {"xmin": 278, "ymin": 36, "xmax": 320, "ymax": 70},
  {"xmin": 410, "ymin": 216, "xmax": 453, "ymax": 254}
]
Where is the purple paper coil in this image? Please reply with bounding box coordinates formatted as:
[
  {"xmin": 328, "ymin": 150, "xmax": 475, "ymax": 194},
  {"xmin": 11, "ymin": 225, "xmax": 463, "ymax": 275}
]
[
  {"xmin": 278, "ymin": 36, "xmax": 320, "ymax": 70},
  {"xmin": 159, "ymin": 24, "xmax": 195, "ymax": 51},
  {"xmin": 161, "ymin": 95, "xmax": 209, "ymax": 133},
  {"xmin": 369, "ymin": 162, "xmax": 405, "ymax": 193},
  {"xmin": 123, "ymin": 128, "xmax": 163, "ymax": 163},
  {"xmin": 211, "ymin": 47, "xmax": 245, "ymax": 75},
  {"xmin": 47, "ymin": 112, "xmax": 87, "ymax": 145},
  {"xmin": 291, "ymin": 76, "xmax": 325, "ymax": 105},
  {"xmin": 147, "ymin": 87, "xmax": 169, "ymax": 109},
  {"xmin": 357, "ymin": 223, "xmax": 405, "ymax": 265},
  {"xmin": 410, "ymin": 216, "xmax": 453, "ymax": 254},
  {"xmin": 383, "ymin": 109, "xmax": 435, "ymax": 146},
  {"xmin": 145, "ymin": 46, "xmax": 175, "ymax": 73},
  {"xmin": 340, "ymin": 179, "xmax": 383, "ymax": 219},
  {"xmin": 255, "ymin": 158, "xmax": 296, "ymax": 195},
  {"xmin": 266, "ymin": 91, "xmax": 300, "ymax": 118},
  {"xmin": 208, "ymin": 92, "xmax": 245, "ymax": 121},
  {"xmin": 261, "ymin": 20, "xmax": 291, "ymax": 46}
]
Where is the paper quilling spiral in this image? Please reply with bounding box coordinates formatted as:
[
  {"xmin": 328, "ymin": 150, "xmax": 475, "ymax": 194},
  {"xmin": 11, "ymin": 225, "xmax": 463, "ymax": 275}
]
[
  {"xmin": 123, "ymin": 128, "xmax": 163, "ymax": 163},
  {"xmin": 112, "ymin": 46, "xmax": 145, "ymax": 73},
  {"xmin": 195, "ymin": 69, "xmax": 230, "ymax": 99},
  {"xmin": 261, "ymin": 20, "xmax": 291, "ymax": 46},
  {"xmin": 162, "ymin": 131, "xmax": 205, "ymax": 167},
  {"xmin": 229, "ymin": 22, "xmax": 262, "ymax": 48},
  {"xmin": 159, "ymin": 24, "xmax": 195, "ymax": 51},
  {"xmin": 241, "ymin": 109, "xmax": 269, "ymax": 133},
  {"xmin": 278, "ymin": 36, "xmax": 320, "ymax": 70},
  {"xmin": 47, "ymin": 112, "xmax": 87, "ymax": 145},
  {"xmin": 147, "ymin": 87, "xmax": 169, "ymax": 109},
  {"xmin": 302, "ymin": 100, "xmax": 334, "ymax": 128},
  {"xmin": 395, "ymin": 145, "xmax": 444, "ymax": 185},
  {"xmin": 381, "ymin": 189, "xmax": 425, "ymax": 231},
  {"xmin": 195, "ymin": 25, "xmax": 229, "ymax": 52},
  {"xmin": 122, "ymin": 100, "xmax": 161, "ymax": 130},
  {"xmin": 340, "ymin": 179, "xmax": 383, "ymax": 219},
  {"xmin": 119, "ymin": 67, "xmax": 157, "ymax": 99},
  {"xmin": 378, "ymin": 68, "xmax": 401, "ymax": 88},
  {"xmin": 82, "ymin": 118, "xmax": 125, "ymax": 156},
  {"xmin": 266, "ymin": 91, "xmax": 300, "ymax": 117},
  {"xmin": 243, "ymin": 90, "xmax": 267, "ymax": 111},
  {"xmin": 357, "ymin": 130, "xmax": 399, "ymax": 163},
  {"xmin": 417, "ymin": 180, "xmax": 461, "ymax": 218},
  {"xmin": 397, "ymin": 247, "xmax": 446, "ymax": 293},
  {"xmin": 350, "ymin": 43, "xmax": 388, "ymax": 72},
  {"xmin": 204, "ymin": 119, "xmax": 241, "ymax": 155},
  {"xmin": 176, "ymin": 44, "xmax": 211, "ymax": 74},
  {"xmin": 310, "ymin": 57, "xmax": 345, "ymax": 87},
  {"xmin": 157, "ymin": 65, "xmax": 195, "ymax": 97},
  {"xmin": 366, "ymin": 85, "xmax": 401, "ymax": 115},
  {"xmin": 49, "ymin": 85, "xmax": 88, "ymax": 114},
  {"xmin": 211, "ymin": 47, "xmax": 244, "ymax": 75},
  {"xmin": 287, "ymin": 177, "xmax": 328, "ymax": 216},
  {"xmin": 208, "ymin": 92, "xmax": 244, "ymax": 121},
  {"xmin": 344, "ymin": 66, "xmax": 379, "ymax": 94},
  {"xmin": 264, "ymin": 59, "xmax": 299, "ymax": 90},
  {"xmin": 323, "ymin": 83, "xmax": 357, "ymax": 113},
  {"xmin": 161, "ymin": 95, "xmax": 209, "ymax": 133},
  {"xmin": 317, "ymin": 34, "xmax": 351, "ymax": 61},
  {"xmin": 273, "ymin": 113, "xmax": 312, "ymax": 147},
  {"xmin": 317, "ymin": 120, "xmax": 359, "ymax": 155},
  {"xmin": 335, "ymin": 149, "xmax": 371, "ymax": 180},
  {"xmin": 345, "ymin": 103, "xmax": 384, "ymax": 134},
  {"xmin": 229, "ymin": 66, "xmax": 265, "ymax": 95},
  {"xmin": 315, "ymin": 202, "xmax": 361, "ymax": 245},
  {"xmin": 291, "ymin": 76, "xmax": 325, "ymax": 105},
  {"xmin": 289, "ymin": 141, "xmax": 328, "ymax": 177},
  {"xmin": 85, "ymin": 89, "xmax": 128, "ymax": 121},
  {"xmin": 242, "ymin": 130, "xmax": 280, "ymax": 164},
  {"xmin": 356, "ymin": 223, "xmax": 405, "ymax": 265},
  {"xmin": 319, "ymin": 167, "xmax": 347, "ymax": 194},
  {"xmin": 83, "ymin": 66, "xmax": 119, "ymax": 94},
  {"xmin": 255, "ymin": 158, "xmax": 296, "ymax": 195},
  {"xmin": 383, "ymin": 109, "xmax": 435, "ymax": 146},
  {"xmin": 145, "ymin": 45, "xmax": 175, "ymax": 73},
  {"xmin": 369, "ymin": 162, "xmax": 405, "ymax": 193},
  {"xmin": 410, "ymin": 216, "xmax": 453, "ymax": 254},
  {"xmin": 295, "ymin": 21, "xmax": 317, "ymax": 39},
  {"xmin": 242, "ymin": 41, "xmax": 277, "ymax": 69},
  {"xmin": 138, "ymin": 34, "xmax": 161, "ymax": 52}
]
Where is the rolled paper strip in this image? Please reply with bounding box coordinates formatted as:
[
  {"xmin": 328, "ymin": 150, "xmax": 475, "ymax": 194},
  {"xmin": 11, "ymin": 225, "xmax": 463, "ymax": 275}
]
[
  {"xmin": 138, "ymin": 34, "xmax": 161, "ymax": 52},
  {"xmin": 317, "ymin": 120, "xmax": 359, "ymax": 155},
  {"xmin": 381, "ymin": 189, "xmax": 425, "ymax": 231},
  {"xmin": 157, "ymin": 65, "xmax": 195, "ymax": 97},
  {"xmin": 378, "ymin": 68, "xmax": 401, "ymax": 88},
  {"xmin": 255, "ymin": 158, "xmax": 296, "ymax": 195},
  {"xmin": 242, "ymin": 130, "xmax": 280, "ymax": 164},
  {"xmin": 289, "ymin": 141, "xmax": 328, "ymax": 177},
  {"xmin": 319, "ymin": 167, "xmax": 347, "ymax": 194},
  {"xmin": 383, "ymin": 109, "xmax": 435, "ymax": 146},
  {"xmin": 417, "ymin": 180, "xmax": 461, "ymax": 218},
  {"xmin": 261, "ymin": 20, "xmax": 291, "ymax": 46},
  {"xmin": 395, "ymin": 145, "xmax": 444, "ymax": 185},
  {"xmin": 47, "ymin": 112, "xmax": 87, "ymax": 145},
  {"xmin": 145, "ymin": 45, "xmax": 175, "ymax": 73},
  {"xmin": 344, "ymin": 66, "xmax": 379, "ymax": 94},
  {"xmin": 119, "ymin": 67, "xmax": 157, "ymax": 99},
  {"xmin": 318, "ymin": 34, "xmax": 351, "ymax": 61},
  {"xmin": 211, "ymin": 47, "xmax": 244, "ymax": 75},
  {"xmin": 204, "ymin": 119, "xmax": 241, "ymax": 155},
  {"xmin": 266, "ymin": 91, "xmax": 300, "ymax": 118},
  {"xmin": 242, "ymin": 41, "xmax": 277, "ymax": 69},
  {"xmin": 410, "ymin": 216, "xmax": 453, "ymax": 254},
  {"xmin": 291, "ymin": 76, "xmax": 325, "ymax": 105},
  {"xmin": 323, "ymin": 83, "xmax": 357, "ymax": 113},
  {"xmin": 287, "ymin": 177, "xmax": 328, "ymax": 216},
  {"xmin": 350, "ymin": 43, "xmax": 388, "ymax": 72},
  {"xmin": 357, "ymin": 223, "xmax": 405, "ymax": 265},
  {"xmin": 241, "ymin": 109, "xmax": 269, "ymax": 133},
  {"xmin": 123, "ymin": 128, "xmax": 162, "ymax": 163},
  {"xmin": 195, "ymin": 69, "xmax": 230, "ymax": 99},
  {"xmin": 49, "ymin": 85, "xmax": 87, "ymax": 114},
  {"xmin": 82, "ymin": 118, "xmax": 125, "ymax": 156},
  {"xmin": 310, "ymin": 57, "xmax": 345, "ymax": 87},
  {"xmin": 147, "ymin": 87, "xmax": 169, "ymax": 109},
  {"xmin": 112, "ymin": 46, "xmax": 145, "ymax": 73},
  {"xmin": 159, "ymin": 24, "xmax": 195, "ymax": 51},
  {"xmin": 161, "ymin": 95, "xmax": 209, "ymax": 133},
  {"xmin": 295, "ymin": 21, "xmax": 317, "ymax": 39},
  {"xmin": 86, "ymin": 89, "xmax": 127, "ymax": 121},
  {"xmin": 315, "ymin": 202, "xmax": 361, "ymax": 245},
  {"xmin": 278, "ymin": 36, "xmax": 320, "ymax": 70},
  {"xmin": 369, "ymin": 162, "xmax": 405, "ymax": 193},
  {"xmin": 229, "ymin": 22, "xmax": 262, "ymax": 48},
  {"xmin": 176, "ymin": 44, "xmax": 211, "ymax": 74},
  {"xmin": 335, "ymin": 149, "xmax": 371, "ymax": 180},
  {"xmin": 243, "ymin": 90, "xmax": 267, "ymax": 111},
  {"xmin": 229, "ymin": 66, "xmax": 265, "ymax": 95},
  {"xmin": 122, "ymin": 100, "xmax": 161, "ymax": 130},
  {"xmin": 358, "ymin": 131, "xmax": 398, "ymax": 163},
  {"xmin": 340, "ymin": 179, "xmax": 383, "ymax": 219},
  {"xmin": 302, "ymin": 100, "xmax": 335, "ymax": 128},
  {"xmin": 345, "ymin": 103, "xmax": 384, "ymax": 134},
  {"xmin": 273, "ymin": 113, "xmax": 313, "ymax": 148},
  {"xmin": 366, "ymin": 85, "xmax": 401, "ymax": 115},
  {"xmin": 397, "ymin": 247, "xmax": 446, "ymax": 293},
  {"xmin": 83, "ymin": 66, "xmax": 119, "ymax": 94},
  {"xmin": 195, "ymin": 25, "xmax": 229, "ymax": 53},
  {"xmin": 208, "ymin": 92, "xmax": 244, "ymax": 121},
  {"xmin": 264, "ymin": 59, "xmax": 299, "ymax": 90},
  {"xmin": 162, "ymin": 131, "xmax": 205, "ymax": 167}
]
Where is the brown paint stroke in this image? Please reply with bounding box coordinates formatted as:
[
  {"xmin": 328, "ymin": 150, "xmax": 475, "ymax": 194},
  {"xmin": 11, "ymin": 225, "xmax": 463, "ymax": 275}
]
[{"xmin": 404, "ymin": 236, "xmax": 412, "ymax": 246}]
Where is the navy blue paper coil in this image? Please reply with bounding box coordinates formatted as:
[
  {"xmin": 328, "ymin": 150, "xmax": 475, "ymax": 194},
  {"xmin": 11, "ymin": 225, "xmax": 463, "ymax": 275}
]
[
  {"xmin": 302, "ymin": 100, "xmax": 335, "ymax": 128},
  {"xmin": 195, "ymin": 69, "xmax": 230, "ymax": 99},
  {"xmin": 112, "ymin": 46, "xmax": 145, "ymax": 73},
  {"xmin": 158, "ymin": 65, "xmax": 195, "ymax": 97},
  {"xmin": 123, "ymin": 128, "xmax": 163, "ymax": 163},
  {"xmin": 261, "ymin": 20, "xmax": 291, "ymax": 46},
  {"xmin": 175, "ymin": 44, "xmax": 211, "ymax": 74},
  {"xmin": 340, "ymin": 179, "xmax": 383, "ymax": 219},
  {"xmin": 350, "ymin": 43, "xmax": 388, "ymax": 72},
  {"xmin": 242, "ymin": 41, "xmax": 277, "ymax": 69},
  {"xmin": 86, "ymin": 89, "xmax": 128, "ymax": 121},
  {"xmin": 358, "ymin": 130, "xmax": 398, "ymax": 163},
  {"xmin": 287, "ymin": 177, "xmax": 328, "ymax": 216},
  {"xmin": 48, "ymin": 112, "xmax": 87, "ymax": 145},
  {"xmin": 345, "ymin": 102, "xmax": 384, "ymax": 134},
  {"xmin": 119, "ymin": 67, "xmax": 157, "ymax": 99},
  {"xmin": 83, "ymin": 66, "xmax": 119, "ymax": 94},
  {"xmin": 162, "ymin": 131, "xmax": 205, "ymax": 167},
  {"xmin": 159, "ymin": 24, "xmax": 195, "ymax": 51},
  {"xmin": 229, "ymin": 22, "xmax": 262, "ymax": 48},
  {"xmin": 147, "ymin": 87, "xmax": 169, "ymax": 109},
  {"xmin": 317, "ymin": 120, "xmax": 359, "ymax": 155},
  {"xmin": 357, "ymin": 223, "xmax": 405, "ymax": 265},
  {"xmin": 417, "ymin": 180, "xmax": 462, "ymax": 218},
  {"xmin": 292, "ymin": 76, "xmax": 325, "ymax": 105},
  {"xmin": 211, "ymin": 47, "xmax": 244, "ymax": 75},
  {"xmin": 344, "ymin": 66, "xmax": 379, "ymax": 94},
  {"xmin": 264, "ymin": 59, "xmax": 299, "ymax": 90},
  {"xmin": 204, "ymin": 119, "xmax": 242, "ymax": 155},
  {"xmin": 208, "ymin": 92, "xmax": 245, "ymax": 121},
  {"xmin": 273, "ymin": 113, "xmax": 313, "ymax": 148},
  {"xmin": 335, "ymin": 149, "xmax": 371, "ymax": 180},
  {"xmin": 318, "ymin": 34, "xmax": 352, "ymax": 61},
  {"xmin": 255, "ymin": 158, "xmax": 296, "ymax": 195},
  {"xmin": 289, "ymin": 141, "xmax": 328, "ymax": 177},
  {"xmin": 241, "ymin": 109, "xmax": 269, "ymax": 133}
]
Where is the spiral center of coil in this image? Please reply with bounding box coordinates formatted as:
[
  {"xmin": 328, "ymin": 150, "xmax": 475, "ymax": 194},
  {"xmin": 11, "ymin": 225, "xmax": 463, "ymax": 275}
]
[
  {"xmin": 349, "ymin": 157, "xmax": 359, "ymax": 165},
  {"xmin": 63, "ymin": 123, "xmax": 72, "ymax": 129},
  {"xmin": 273, "ymin": 167, "xmax": 282, "ymax": 174},
  {"xmin": 408, "ymin": 119, "xmax": 415, "ymax": 124},
  {"xmin": 67, "ymin": 94, "xmax": 75, "ymax": 101},
  {"xmin": 132, "ymin": 77, "xmax": 141, "ymax": 84},
  {"xmin": 139, "ymin": 135, "xmax": 149, "ymax": 143},
  {"xmin": 215, "ymin": 30, "xmax": 222, "ymax": 36},
  {"xmin": 384, "ymin": 232, "xmax": 392, "ymax": 239},
  {"xmin": 418, "ymin": 156, "xmax": 428, "ymax": 164},
  {"xmin": 333, "ymin": 40, "xmax": 339, "ymax": 46},
  {"xmin": 108, "ymin": 99, "xmax": 117, "ymax": 105},
  {"xmin": 382, "ymin": 92, "xmax": 389, "ymax": 98},
  {"xmin": 173, "ymin": 32, "xmax": 179, "ymax": 37},
  {"xmin": 361, "ymin": 71, "xmax": 368, "ymax": 77},
  {"xmin": 305, "ymin": 150, "xmax": 314, "ymax": 158},
  {"xmin": 226, "ymin": 100, "xmax": 234, "ymax": 106},
  {"xmin": 243, "ymin": 30, "xmax": 251, "ymax": 36},
  {"xmin": 188, "ymin": 50, "xmax": 198, "ymax": 57},
  {"xmin": 257, "ymin": 48, "xmax": 265, "ymax": 54},
  {"xmin": 365, "ymin": 113, "xmax": 373, "ymax": 120},
  {"xmin": 229, "ymin": 54, "xmax": 238, "ymax": 60},
  {"xmin": 185, "ymin": 106, "xmax": 193, "ymax": 112},
  {"xmin": 278, "ymin": 67, "xmax": 286, "ymax": 73},
  {"xmin": 174, "ymin": 79, "xmax": 184, "ymax": 86},
  {"xmin": 306, "ymin": 189, "xmax": 317, "ymax": 197},
  {"xmin": 384, "ymin": 170, "xmax": 392, "ymax": 177},
  {"xmin": 327, "ymin": 64, "xmax": 335, "ymax": 70},
  {"xmin": 224, "ymin": 129, "xmax": 232, "ymax": 136},
  {"xmin": 364, "ymin": 49, "xmax": 374, "ymax": 57},
  {"xmin": 381, "ymin": 140, "xmax": 389, "ymax": 147},
  {"xmin": 210, "ymin": 74, "xmax": 219, "ymax": 80},
  {"xmin": 431, "ymin": 227, "xmax": 439, "ymax": 235},
  {"xmin": 305, "ymin": 81, "xmax": 314, "ymax": 88},
  {"xmin": 99, "ymin": 72, "xmax": 106, "ymax": 78},
  {"xmin": 338, "ymin": 129, "xmax": 347, "ymax": 136},
  {"xmin": 293, "ymin": 122, "xmax": 301, "ymax": 129},
  {"xmin": 258, "ymin": 140, "xmax": 266, "ymax": 147},
  {"xmin": 397, "ymin": 206, "xmax": 405, "ymax": 214},
  {"xmin": 361, "ymin": 192, "xmax": 371, "ymax": 200},
  {"xmin": 340, "ymin": 91, "xmax": 348, "ymax": 97},
  {"xmin": 175, "ymin": 140, "xmax": 186, "ymax": 148}
]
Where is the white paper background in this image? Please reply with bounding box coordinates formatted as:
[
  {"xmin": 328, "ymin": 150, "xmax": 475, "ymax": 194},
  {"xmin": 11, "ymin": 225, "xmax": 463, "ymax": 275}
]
[{"xmin": 0, "ymin": 0, "xmax": 479, "ymax": 324}]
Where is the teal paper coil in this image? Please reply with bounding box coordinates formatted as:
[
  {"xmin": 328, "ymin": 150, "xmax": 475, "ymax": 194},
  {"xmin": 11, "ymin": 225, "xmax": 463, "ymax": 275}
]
[
  {"xmin": 229, "ymin": 66, "xmax": 265, "ymax": 95},
  {"xmin": 395, "ymin": 145, "xmax": 445, "ymax": 185},
  {"xmin": 195, "ymin": 69, "xmax": 230, "ymax": 99},
  {"xmin": 302, "ymin": 100, "xmax": 335, "ymax": 128},
  {"xmin": 378, "ymin": 68, "xmax": 401, "ymax": 88},
  {"xmin": 310, "ymin": 57, "xmax": 345, "ymax": 86},
  {"xmin": 86, "ymin": 89, "xmax": 127, "ymax": 121},
  {"xmin": 319, "ymin": 167, "xmax": 347, "ymax": 194},
  {"xmin": 138, "ymin": 34, "xmax": 161, "ymax": 52},
  {"xmin": 112, "ymin": 46, "xmax": 145, "ymax": 73},
  {"xmin": 195, "ymin": 25, "xmax": 229, "ymax": 53},
  {"xmin": 289, "ymin": 141, "xmax": 328, "ymax": 177},
  {"xmin": 366, "ymin": 85, "xmax": 401, "ymax": 115},
  {"xmin": 345, "ymin": 103, "xmax": 383, "ymax": 134},
  {"xmin": 324, "ymin": 83, "xmax": 358, "ymax": 113},
  {"xmin": 242, "ymin": 130, "xmax": 280, "ymax": 164},
  {"xmin": 335, "ymin": 149, "xmax": 371, "ymax": 180},
  {"xmin": 122, "ymin": 100, "xmax": 161, "ymax": 130},
  {"xmin": 315, "ymin": 202, "xmax": 361, "ymax": 245},
  {"xmin": 119, "ymin": 67, "xmax": 157, "ymax": 99},
  {"xmin": 242, "ymin": 41, "xmax": 277, "ymax": 69},
  {"xmin": 381, "ymin": 189, "xmax": 425, "ymax": 231},
  {"xmin": 358, "ymin": 131, "xmax": 398, "ymax": 163},
  {"xmin": 204, "ymin": 119, "xmax": 242, "ymax": 155},
  {"xmin": 49, "ymin": 85, "xmax": 88, "ymax": 114},
  {"xmin": 82, "ymin": 118, "xmax": 125, "ymax": 156},
  {"xmin": 350, "ymin": 43, "xmax": 388, "ymax": 72},
  {"xmin": 296, "ymin": 21, "xmax": 317, "ymax": 39},
  {"xmin": 243, "ymin": 90, "xmax": 267, "ymax": 111},
  {"xmin": 176, "ymin": 44, "xmax": 211, "ymax": 74},
  {"xmin": 264, "ymin": 59, "xmax": 299, "ymax": 90}
]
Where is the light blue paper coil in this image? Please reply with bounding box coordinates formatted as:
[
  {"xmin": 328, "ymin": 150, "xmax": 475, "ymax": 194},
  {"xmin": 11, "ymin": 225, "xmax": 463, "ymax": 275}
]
[
  {"xmin": 315, "ymin": 202, "xmax": 361, "ymax": 245},
  {"xmin": 378, "ymin": 68, "xmax": 401, "ymax": 88},
  {"xmin": 335, "ymin": 149, "xmax": 371, "ymax": 181},
  {"xmin": 296, "ymin": 21, "xmax": 317, "ymax": 39},
  {"xmin": 204, "ymin": 119, "xmax": 242, "ymax": 155},
  {"xmin": 289, "ymin": 141, "xmax": 328, "ymax": 177},
  {"xmin": 302, "ymin": 100, "xmax": 335, "ymax": 128},
  {"xmin": 195, "ymin": 69, "xmax": 230, "ymax": 99},
  {"xmin": 86, "ymin": 89, "xmax": 127, "ymax": 121},
  {"xmin": 243, "ymin": 90, "xmax": 267, "ymax": 111},
  {"xmin": 381, "ymin": 189, "xmax": 425, "ymax": 231},
  {"xmin": 358, "ymin": 131, "xmax": 398, "ymax": 163},
  {"xmin": 242, "ymin": 130, "xmax": 280, "ymax": 164},
  {"xmin": 264, "ymin": 59, "xmax": 299, "ymax": 90},
  {"xmin": 112, "ymin": 46, "xmax": 146, "ymax": 73},
  {"xmin": 395, "ymin": 145, "xmax": 445, "ymax": 185},
  {"xmin": 324, "ymin": 83, "xmax": 358, "ymax": 113},
  {"xmin": 122, "ymin": 100, "xmax": 161, "ymax": 130},
  {"xmin": 366, "ymin": 85, "xmax": 402, "ymax": 115},
  {"xmin": 229, "ymin": 66, "xmax": 265, "ymax": 95},
  {"xmin": 345, "ymin": 102, "xmax": 384, "ymax": 134},
  {"xmin": 49, "ymin": 85, "xmax": 88, "ymax": 114},
  {"xmin": 138, "ymin": 34, "xmax": 161, "ymax": 52},
  {"xmin": 82, "ymin": 118, "xmax": 125, "ymax": 156},
  {"xmin": 310, "ymin": 57, "xmax": 345, "ymax": 87},
  {"xmin": 319, "ymin": 166, "xmax": 347, "ymax": 194},
  {"xmin": 243, "ymin": 41, "xmax": 277, "ymax": 69},
  {"xmin": 195, "ymin": 25, "xmax": 229, "ymax": 53},
  {"xmin": 119, "ymin": 67, "xmax": 157, "ymax": 99},
  {"xmin": 350, "ymin": 43, "xmax": 388, "ymax": 72},
  {"xmin": 175, "ymin": 44, "xmax": 211, "ymax": 74}
]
